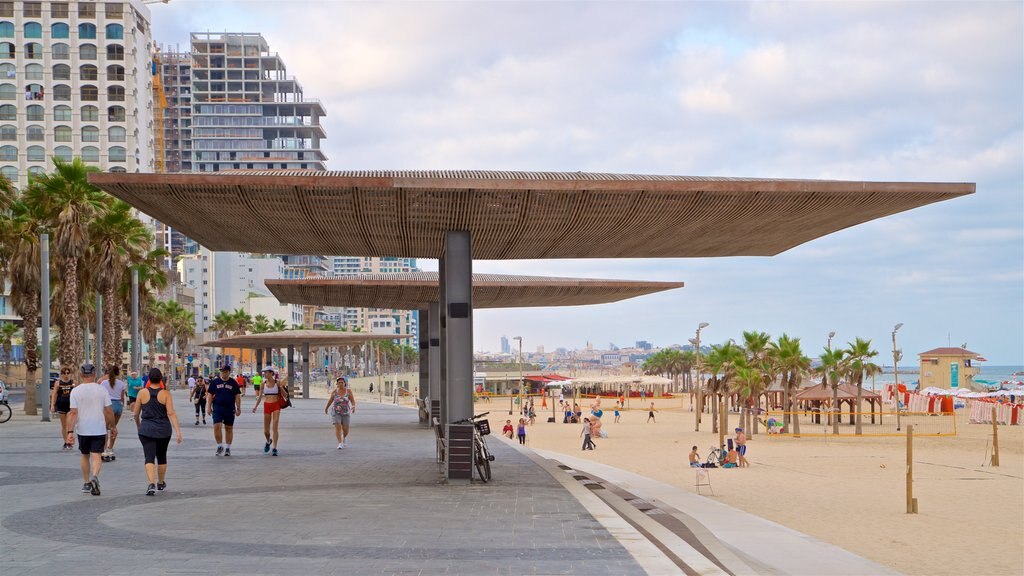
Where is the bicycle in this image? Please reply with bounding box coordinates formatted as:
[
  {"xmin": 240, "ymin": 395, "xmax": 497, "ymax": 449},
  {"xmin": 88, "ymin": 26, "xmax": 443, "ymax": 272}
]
[
  {"xmin": 453, "ymin": 411, "xmax": 495, "ymax": 482},
  {"xmin": 705, "ymin": 446, "xmax": 726, "ymax": 468},
  {"xmin": 0, "ymin": 379, "xmax": 10, "ymax": 423}
]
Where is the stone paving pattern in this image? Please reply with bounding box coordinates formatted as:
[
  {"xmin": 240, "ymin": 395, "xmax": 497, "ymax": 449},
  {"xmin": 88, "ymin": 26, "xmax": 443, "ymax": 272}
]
[{"xmin": 0, "ymin": 391, "xmax": 644, "ymax": 575}]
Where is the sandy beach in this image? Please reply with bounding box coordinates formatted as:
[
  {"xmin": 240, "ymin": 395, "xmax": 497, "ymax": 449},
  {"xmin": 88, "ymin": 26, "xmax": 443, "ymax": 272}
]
[{"xmin": 476, "ymin": 395, "xmax": 1024, "ymax": 576}]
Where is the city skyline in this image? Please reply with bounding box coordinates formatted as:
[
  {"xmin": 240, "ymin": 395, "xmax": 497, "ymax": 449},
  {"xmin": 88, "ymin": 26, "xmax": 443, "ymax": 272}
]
[{"xmin": 151, "ymin": 2, "xmax": 1023, "ymax": 363}]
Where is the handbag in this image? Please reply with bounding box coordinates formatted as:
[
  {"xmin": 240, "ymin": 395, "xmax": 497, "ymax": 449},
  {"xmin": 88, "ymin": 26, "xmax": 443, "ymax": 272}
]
[{"xmin": 280, "ymin": 387, "xmax": 292, "ymax": 409}]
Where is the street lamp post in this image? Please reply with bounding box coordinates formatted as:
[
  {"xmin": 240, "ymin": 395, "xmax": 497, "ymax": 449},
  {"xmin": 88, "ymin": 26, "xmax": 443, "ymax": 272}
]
[
  {"xmin": 828, "ymin": 330, "xmax": 836, "ymax": 429},
  {"xmin": 39, "ymin": 230, "xmax": 50, "ymax": 421},
  {"xmin": 513, "ymin": 336, "xmax": 523, "ymax": 417},
  {"xmin": 892, "ymin": 323, "xmax": 903, "ymax": 432},
  {"xmin": 694, "ymin": 322, "xmax": 709, "ymax": 432}
]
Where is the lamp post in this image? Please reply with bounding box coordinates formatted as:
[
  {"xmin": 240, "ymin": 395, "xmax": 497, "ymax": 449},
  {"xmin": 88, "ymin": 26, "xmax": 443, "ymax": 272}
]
[
  {"xmin": 694, "ymin": 322, "xmax": 709, "ymax": 432},
  {"xmin": 893, "ymin": 323, "xmax": 903, "ymax": 432},
  {"xmin": 827, "ymin": 331, "xmax": 836, "ymax": 352},
  {"xmin": 39, "ymin": 229, "xmax": 50, "ymax": 421},
  {"xmin": 513, "ymin": 336, "xmax": 523, "ymax": 417},
  {"xmin": 827, "ymin": 330, "xmax": 836, "ymax": 429}
]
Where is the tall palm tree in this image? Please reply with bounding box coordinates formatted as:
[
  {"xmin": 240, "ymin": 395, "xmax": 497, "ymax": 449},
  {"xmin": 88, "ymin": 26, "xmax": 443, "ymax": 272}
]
[
  {"xmin": 140, "ymin": 298, "xmax": 162, "ymax": 370},
  {"xmin": 845, "ymin": 338, "xmax": 880, "ymax": 435},
  {"xmin": 159, "ymin": 300, "xmax": 188, "ymax": 387},
  {"xmin": 0, "ymin": 321, "xmax": 19, "ymax": 374},
  {"xmin": 773, "ymin": 334, "xmax": 810, "ymax": 435},
  {"xmin": 252, "ymin": 315, "xmax": 271, "ymax": 334},
  {"xmin": 230, "ymin": 308, "xmax": 251, "ymax": 370},
  {"xmin": 5, "ymin": 195, "xmax": 47, "ymax": 414},
  {"xmin": 88, "ymin": 199, "xmax": 152, "ymax": 371},
  {"xmin": 732, "ymin": 365, "xmax": 762, "ymax": 434},
  {"xmin": 25, "ymin": 158, "xmax": 107, "ymax": 369},
  {"xmin": 818, "ymin": 347, "xmax": 847, "ymax": 434},
  {"xmin": 120, "ymin": 249, "xmax": 168, "ymax": 371},
  {"xmin": 704, "ymin": 341, "xmax": 744, "ymax": 442}
]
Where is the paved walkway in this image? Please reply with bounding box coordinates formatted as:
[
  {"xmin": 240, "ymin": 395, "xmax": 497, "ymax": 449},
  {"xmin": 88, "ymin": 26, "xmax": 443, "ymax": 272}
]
[
  {"xmin": 0, "ymin": 390, "xmax": 898, "ymax": 575},
  {"xmin": 0, "ymin": 391, "xmax": 645, "ymax": 575}
]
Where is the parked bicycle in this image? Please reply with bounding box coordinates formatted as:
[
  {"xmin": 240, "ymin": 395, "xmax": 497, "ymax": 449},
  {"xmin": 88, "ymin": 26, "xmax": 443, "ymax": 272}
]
[
  {"xmin": 0, "ymin": 379, "xmax": 11, "ymax": 424},
  {"xmin": 453, "ymin": 411, "xmax": 495, "ymax": 482},
  {"xmin": 705, "ymin": 445, "xmax": 726, "ymax": 468}
]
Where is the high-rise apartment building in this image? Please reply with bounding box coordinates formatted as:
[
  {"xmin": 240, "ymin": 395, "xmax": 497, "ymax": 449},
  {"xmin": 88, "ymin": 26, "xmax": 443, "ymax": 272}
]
[
  {"xmin": 329, "ymin": 256, "xmax": 419, "ymax": 346},
  {"xmin": 500, "ymin": 335, "xmax": 510, "ymax": 354},
  {"xmin": 0, "ymin": 0, "xmax": 154, "ymax": 188},
  {"xmin": 187, "ymin": 32, "xmax": 325, "ymax": 172}
]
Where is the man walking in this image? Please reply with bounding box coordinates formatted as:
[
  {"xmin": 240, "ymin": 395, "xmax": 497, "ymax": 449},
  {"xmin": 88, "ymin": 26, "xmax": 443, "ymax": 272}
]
[
  {"xmin": 580, "ymin": 417, "xmax": 596, "ymax": 450},
  {"xmin": 66, "ymin": 364, "xmax": 114, "ymax": 496},
  {"xmin": 126, "ymin": 370, "xmax": 144, "ymax": 411},
  {"xmin": 207, "ymin": 364, "xmax": 242, "ymax": 456}
]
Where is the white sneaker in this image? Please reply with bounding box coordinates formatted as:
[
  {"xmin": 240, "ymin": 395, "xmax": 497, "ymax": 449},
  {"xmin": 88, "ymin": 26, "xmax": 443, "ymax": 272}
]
[
  {"xmin": 342, "ymin": 440, "xmax": 348, "ymax": 448},
  {"xmin": 337, "ymin": 443, "xmax": 344, "ymax": 450}
]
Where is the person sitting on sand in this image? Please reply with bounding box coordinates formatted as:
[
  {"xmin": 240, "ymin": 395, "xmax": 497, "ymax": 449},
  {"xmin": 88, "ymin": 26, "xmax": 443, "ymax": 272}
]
[
  {"xmin": 689, "ymin": 446, "xmax": 701, "ymax": 468},
  {"xmin": 723, "ymin": 447, "xmax": 739, "ymax": 468},
  {"xmin": 502, "ymin": 419, "xmax": 514, "ymax": 439},
  {"xmin": 590, "ymin": 415, "xmax": 603, "ymax": 438}
]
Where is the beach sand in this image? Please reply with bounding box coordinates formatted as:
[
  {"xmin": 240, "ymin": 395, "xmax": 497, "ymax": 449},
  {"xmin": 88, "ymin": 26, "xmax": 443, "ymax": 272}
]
[{"xmin": 480, "ymin": 396, "xmax": 1024, "ymax": 576}]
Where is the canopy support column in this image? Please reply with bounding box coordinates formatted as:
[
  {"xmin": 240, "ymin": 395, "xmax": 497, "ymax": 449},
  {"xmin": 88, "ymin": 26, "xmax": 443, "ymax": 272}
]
[
  {"xmin": 428, "ymin": 301, "xmax": 441, "ymax": 423},
  {"xmin": 438, "ymin": 258, "xmax": 448, "ymax": 427},
  {"xmin": 444, "ymin": 231, "xmax": 474, "ymax": 481},
  {"xmin": 418, "ymin": 307, "xmax": 430, "ymax": 426},
  {"xmin": 287, "ymin": 344, "xmax": 295, "ymax": 392},
  {"xmin": 302, "ymin": 342, "xmax": 310, "ymax": 399},
  {"xmin": 255, "ymin": 349, "xmax": 264, "ymax": 373}
]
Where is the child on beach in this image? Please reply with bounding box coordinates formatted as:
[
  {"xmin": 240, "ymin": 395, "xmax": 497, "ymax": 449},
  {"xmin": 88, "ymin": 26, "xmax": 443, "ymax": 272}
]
[
  {"xmin": 647, "ymin": 402, "xmax": 657, "ymax": 423},
  {"xmin": 502, "ymin": 419, "xmax": 514, "ymax": 439},
  {"xmin": 614, "ymin": 402, "xmax": 621, "ymax": 423},
  {"xmin": 581, "ymin": 417, "xmax": 595, "ymax": 450},
  {"xmin": 517, "ymin": 418, "xmax": 527, "ymax": 445},
  {"xmin": 723, "ymin": 447, "xmax": 739, "ymax": 468}
]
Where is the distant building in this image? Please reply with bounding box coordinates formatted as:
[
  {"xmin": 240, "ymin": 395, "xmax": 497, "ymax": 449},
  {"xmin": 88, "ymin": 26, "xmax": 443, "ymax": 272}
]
[
  {"xmin": 636, "ymin": 340, "xmax": 652, "ymax": 351},
  {"xmin": 918, "ymin": 347, "xmax": 983, "ymax": 389},
  {"xmin": 500, "ymin": 335, "xmax": 510, "ymax": 354}
]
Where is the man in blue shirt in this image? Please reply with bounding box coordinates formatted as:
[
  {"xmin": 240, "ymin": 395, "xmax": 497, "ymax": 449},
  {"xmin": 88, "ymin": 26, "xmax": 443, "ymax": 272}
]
[
  {"xmin": 126, "ymin": 370, "xmax": 145, "ymax": 410},
  {"xmin": 206, "ymin": 364, "xmax": 241, "ymax": 456}
]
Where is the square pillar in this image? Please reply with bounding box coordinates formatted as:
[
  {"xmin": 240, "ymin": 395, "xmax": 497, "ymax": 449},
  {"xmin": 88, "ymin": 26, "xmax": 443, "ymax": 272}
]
[
  {"xmin": 255, "ymin": 349, "xmax": 264, "ymax": 373},
  {"xmin": 428, "ymin": 301, "xmax": 441, "ymax": 422},
  {"xmin": 287, "ymin": 344, "xmax": 295, "ymax": 391},
  {"xmin": 438, "ymin": 257, "xmax": 448, "ymax": 427},
  {"xmin": 418, "ymin": 307, "xmax": 430, "ymax": 426},
  {"xmin": 302, "ymin": 342, "xmax": 310, "ymax": 399},
  {"xmin": 444, "ymin": 231, "xmax": 474, "ymax": 481}
]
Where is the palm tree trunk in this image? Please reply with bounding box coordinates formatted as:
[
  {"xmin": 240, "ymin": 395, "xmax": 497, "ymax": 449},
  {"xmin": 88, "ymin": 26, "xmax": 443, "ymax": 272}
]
[
  {"xmin": 102, "ymin": 284, "xmax": 119, "ymax": 371},
  {"xmin": 21, "ymin": 300, "xmax": 39, "ymax": 415},
  {"xmin": 60, "ymin": 258, "xmax": 82, "ymax": 369},
  {"xmin": 790, "ymin": 373, "xmax": 801, "ymax": 435},
  {"xmin": 832, "ymin": 376, "xmax": 839, "ymax": 435},
  {"xmin": 855, "ymin": 373, "xmax": 864, "ymax": 435},
  {"xmin": 711, "ymin": 384, "xmax": 719, "ymax": 434},
  {"xmin": 782, "ymin": 376, "xmax": 790, "ymax": 429}
]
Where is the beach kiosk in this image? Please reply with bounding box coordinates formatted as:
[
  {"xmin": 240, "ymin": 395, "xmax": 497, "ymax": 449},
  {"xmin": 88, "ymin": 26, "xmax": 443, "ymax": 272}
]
[{"xmin": 918, "ymin": 347, "xmax": 983, "ymax": 391}]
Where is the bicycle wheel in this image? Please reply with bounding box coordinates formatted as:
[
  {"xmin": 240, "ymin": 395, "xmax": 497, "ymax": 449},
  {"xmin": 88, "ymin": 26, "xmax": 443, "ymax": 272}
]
[
  {"xmin": 705, "ymin": 451, "xmax": 719, "ymax": 467},
  {"xmin": 473, "ymin": 438, "xmax": 489, "ymax": 483},
  {"xmin": 0, "ymin": 402, "xmax": 11, "ymax": 423},
  {"xmin": 479, "ymin": 440, "xmax": 493, "ymax": 481}
]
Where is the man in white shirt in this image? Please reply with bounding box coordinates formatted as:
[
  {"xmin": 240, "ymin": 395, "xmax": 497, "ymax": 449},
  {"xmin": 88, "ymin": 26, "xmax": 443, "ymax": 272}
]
[
  {"xmin": 66, "ymin": 364, "xmax": 114, "ymax": 496},
  {"xmin": 187, "ymin": 375, "xmax": 196, "ymax": 391}
]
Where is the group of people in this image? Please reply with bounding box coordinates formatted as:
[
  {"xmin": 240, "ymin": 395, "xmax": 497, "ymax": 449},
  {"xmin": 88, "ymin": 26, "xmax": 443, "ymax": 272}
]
[
  {"xmin": 53, "ymin": 361, "xmax": 359, "ymax": 496},
  {"xmin": 688, "ymin": 428, "xmax": 750, "ymax": 469}
]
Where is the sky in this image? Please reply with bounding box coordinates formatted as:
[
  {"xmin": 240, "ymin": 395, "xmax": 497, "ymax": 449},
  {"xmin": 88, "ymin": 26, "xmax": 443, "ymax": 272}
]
[{"xmin": 151, "ymin": 1, "xmax": 1024, "ymax": 365}]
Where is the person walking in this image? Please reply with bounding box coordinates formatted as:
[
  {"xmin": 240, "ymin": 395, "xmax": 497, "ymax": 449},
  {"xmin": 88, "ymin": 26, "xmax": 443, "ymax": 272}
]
[
  {"xmin": 252, "ymin": 368, "xmax": 287, "ymax": 456},
  {"xmin": 647, "ymin": 402, "xmax": 657, "ymax": 423},
  {"xmin": 323, "ymin": 375, "xmax": 356, "ymax": 449},
  {"xmin": 132, "ymin": 368, "xmax": 182, "ymax": 495},
  {"xmin": 99, "ymin": 366, "xmax": 127, "ymax": 461},
  {"xmin": 65, "ymin": 364, "xmax": 114, "ymax": 496},
  {"xmin": 206, "ymin": 364, "xmax": 241, "ymax": 456},
  {"xmin": 236, "ymin": 372, "xmax": 247, "ymax": 397},
  {"xmin": 517, "ymin": 418, "xmax": 527, "ymax": 445},
  {"xmin": 613, "ymin": 402, "xmax": 621, "ymax": 424},
  {"xmin": 580, "ymin": 417, "xmax": 596, "ymax": 450},
  {"xmin": 252, "ymin": 370, "xmax": 262, "ymax": 397},
  {"xmin": 734, "ymin": 428, "xmax": 749, "ymax": 468},
  {"xmin": 190, "ymin": 375, "xmax": 208, "ymax": 425},
  {"xmin": 50, "ymin": 366, "xmax": 76, "ymax": 450},
  {"xmin": 126, "ymin": 370, "xmax": 144, "ymax": 411}
]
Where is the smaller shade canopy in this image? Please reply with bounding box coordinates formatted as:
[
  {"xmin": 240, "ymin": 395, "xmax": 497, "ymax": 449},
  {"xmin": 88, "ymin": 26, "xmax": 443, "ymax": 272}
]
[
  {"xmin": 200, "ymin": 330, "xmax": 410, "ymax": 349},
  {"xmin": 265, "ymin": 273, "xmax": 683, "ymax": 310},
  {"xmin": 795, "ymin": 382, "xmax": 882, "ymax": 401},
  {"xmin": 566, "ymin": 375, "xmax": 673, "ymax": 386}
]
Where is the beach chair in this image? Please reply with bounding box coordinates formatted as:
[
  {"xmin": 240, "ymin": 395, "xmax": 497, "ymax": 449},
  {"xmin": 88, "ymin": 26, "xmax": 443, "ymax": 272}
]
[{"xmin": 695, "ymin": 466, "xmax": 714, "ymax": 495}]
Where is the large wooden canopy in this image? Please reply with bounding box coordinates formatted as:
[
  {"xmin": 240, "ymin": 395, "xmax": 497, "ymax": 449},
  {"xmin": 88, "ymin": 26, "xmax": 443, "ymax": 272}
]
[
  {"xmin": 200, "ymin": 330, "xmax": 408, "ymax": 349},
  {"xmin": 88, "ymin": 171, "xmax": 973, "ymax": 259},
  {"xmin": 264, "ymin": 273, "xmax": 683, "ymax": 309}
]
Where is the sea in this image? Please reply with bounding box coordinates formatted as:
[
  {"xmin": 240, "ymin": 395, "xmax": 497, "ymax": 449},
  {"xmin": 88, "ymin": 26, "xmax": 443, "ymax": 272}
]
[{"xmin": 871, "ymin": 365, "xmax": 1024, "ymax": 389}]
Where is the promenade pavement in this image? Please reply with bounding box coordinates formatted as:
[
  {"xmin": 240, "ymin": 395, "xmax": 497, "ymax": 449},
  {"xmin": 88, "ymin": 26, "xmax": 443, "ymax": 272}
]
[{"xmin": 0, "ymin": 390, "xmax": 645, "ymax": 576}]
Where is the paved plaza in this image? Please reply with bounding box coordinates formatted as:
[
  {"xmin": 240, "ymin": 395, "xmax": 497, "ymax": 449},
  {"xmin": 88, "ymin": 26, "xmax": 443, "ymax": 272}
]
[{"xmin": 0, "ymin": 390, "xmax": 645, "ymax": 576}]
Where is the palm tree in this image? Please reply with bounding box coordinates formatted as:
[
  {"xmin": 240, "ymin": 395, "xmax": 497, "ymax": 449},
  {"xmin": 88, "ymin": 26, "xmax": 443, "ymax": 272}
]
[
  {"xmin": 229, "ymin": 308, "xmax": 251, "ymax": 370},
  {"xmin": 88, "ymin": 199, "xmax": 152, "ymax": 371},
  {"xmin": 4, "ymin": 194, "xmax": 47, "ymax": 414},
  {"xmin": 140, "ymin": 298, "xmax": 162, "ymax": 370},
  {"xmin": 704, "ymin": 341, "xmax": 744, "ymax": 443},
  {"xmin": 0, "ymin": 321, "xmax": 19, "ymax": 375},
  {"xmin": 818, "ymin": 347, "xmax": 847, "ymax": 434},
  {"xmin": 732, "ymin": 365, "xmax": 762, "ymax": 435},
  {"xmin": 270, "ymin": 319, "xmax": 288, "ymax": 332},
  {"xmin": 120, "ymin": 249, "xmax": 168, "ymax": 371},
  {"xmin": 252, "ymin": 315, "xmax": 271, "ymax": 334},
  {"xmin": 25, "ymin": 158, "xmax": 107, "ymax": 369},
  {"xmin": 773, "ymin": 334, "xmax": 810, "ymax": 435},
  {"xmin": 845, "ymin": 338, "xmax": 880, "ymax": 435},
  {"xmin": 159, "ymin": 300, "xmax": 188, "ymax": 387}
]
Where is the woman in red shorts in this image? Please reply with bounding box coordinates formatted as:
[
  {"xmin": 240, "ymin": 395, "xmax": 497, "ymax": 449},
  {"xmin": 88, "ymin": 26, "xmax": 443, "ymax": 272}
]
[{"xmin": 251, "ymin": 368, "xmax": 287, "ymax": 456}]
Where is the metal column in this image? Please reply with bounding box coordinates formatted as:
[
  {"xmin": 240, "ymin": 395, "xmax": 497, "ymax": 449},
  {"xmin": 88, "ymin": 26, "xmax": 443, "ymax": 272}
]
[
  {"xmin": 39, "ymin": 232, "xmax": 50, "ymax": 421},
  {"xmin": 255, "ymin": 349, "xmax": 264, "ymax": 373},
  {"xmin": 302, "ymin": 342, "xmax": 310, "ymax": 399},
  {"xmin": 428, "ymin": 301, "xmax": 441, "ymax": 422},
  {"xmin": 131, "ymin": 268, "xmax": 139, "ymax": 373},
  {"xmin": 418, "ymin": 307, "xmax": 429, "ymax": 426},
  {"xmin": 444, "ymin": 231, "xmax": 474, "ymax": 481},
  {"xmin": 95, "ymin": 292, "xmax": 102, "ymax": 370},
  {"xmin": 438, "ymin": 258, "xmax": 448, "ymax": 428},
  {"xmin": 287, "ymin": 344, "xmax": 295, "ymax": 391}
]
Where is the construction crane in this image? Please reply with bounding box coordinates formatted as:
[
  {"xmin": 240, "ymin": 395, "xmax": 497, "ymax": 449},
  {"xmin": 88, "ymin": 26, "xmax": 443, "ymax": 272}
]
[{"xmin": 151, "ymin": 50, "xmax": 168, "ymax": 173}]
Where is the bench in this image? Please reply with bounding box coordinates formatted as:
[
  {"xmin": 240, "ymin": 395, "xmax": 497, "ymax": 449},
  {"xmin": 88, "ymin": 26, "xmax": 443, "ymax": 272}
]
[
  {"xmin": 415, "ymin": 398, "xmax": 428, "ymax": 421},
  {"xmin": 432, "ymin": 417, "xmax": 447, "ymax": 467}
]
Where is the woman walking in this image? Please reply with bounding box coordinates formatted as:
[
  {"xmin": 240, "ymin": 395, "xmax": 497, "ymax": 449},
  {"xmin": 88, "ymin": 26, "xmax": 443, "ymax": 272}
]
[
  {"xmin": 252, "ymin": 368, "xmax": 286, "ymax": 456},
  {"xmin": 190, "ymin": 375, "xmax": 208, "ymax": 425},
  {"xmin": 132, "ymin": 368, "xmax": 182, "ymax": 495},
  {"xmin": 49, "ymin": 366, "xmax": 76, "ymax": 450},
  {"xmin": 99, "ymin": 366, "xmax": 127, "ymax": 461},
  {"xmin": 324, "ymin": 376, "xmax": 355, "ymax": 449},
  {"xmin": 516, "ymin": 418, "xmax": 527, "ymax": 445}
]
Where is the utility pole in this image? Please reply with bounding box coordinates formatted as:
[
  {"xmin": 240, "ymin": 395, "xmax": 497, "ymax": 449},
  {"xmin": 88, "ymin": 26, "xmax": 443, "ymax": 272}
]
[{"xmin": 892, "ymin": 323, "xmax": 903, "ymax": 432}]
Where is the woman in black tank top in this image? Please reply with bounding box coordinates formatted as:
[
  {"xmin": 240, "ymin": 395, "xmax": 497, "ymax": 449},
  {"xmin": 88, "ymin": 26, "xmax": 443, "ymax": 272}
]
[
  {"xmin": 49, "ymin": 366, "xmax": 76, "ymax": 450},
  {"xmin": 132, "ymin": 368, "xmax": 182, "ymax": 495}
]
